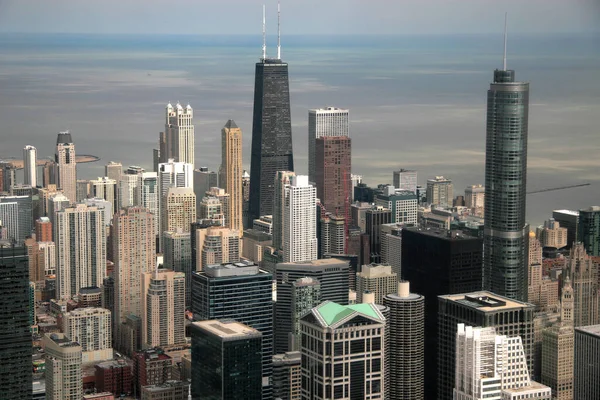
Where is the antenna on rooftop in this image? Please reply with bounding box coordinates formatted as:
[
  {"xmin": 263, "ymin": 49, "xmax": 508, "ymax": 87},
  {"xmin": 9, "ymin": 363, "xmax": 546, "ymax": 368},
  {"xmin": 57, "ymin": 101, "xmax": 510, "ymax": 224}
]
[
  {"xmin": 262, "ymin": 4, "xmax": 267, "ymax": 60},
  {"xmin": 503, "ymin": 12, "xmax": 508, "ymax": 71},
  {"xmin": 277, "ymin": 1, "xmax": 281, "ymax": 60}
]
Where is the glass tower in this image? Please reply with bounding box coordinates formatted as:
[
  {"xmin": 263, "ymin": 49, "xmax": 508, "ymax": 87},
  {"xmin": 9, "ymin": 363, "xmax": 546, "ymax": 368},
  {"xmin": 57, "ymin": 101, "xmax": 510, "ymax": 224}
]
[{"xmin": 483, "ymin": 66, "xmax": 530, "ymax": 301}]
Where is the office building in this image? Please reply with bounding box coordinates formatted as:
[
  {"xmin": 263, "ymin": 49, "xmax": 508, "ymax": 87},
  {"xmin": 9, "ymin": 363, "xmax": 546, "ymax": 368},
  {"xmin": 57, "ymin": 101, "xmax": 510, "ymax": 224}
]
[
  {"xmin": 356, "ymin": 264, "xmax": 398, "ymax": 304},
  {"xmin": 112, "ymin": 207, "xmax": 156, "ymax": 337},
  {"xmin": 142, "ymin": 269, "xmax": 185, "ymax": 348},
  {"xmin": 0, "ymin": 194, "xmax": 33, "ymax": 243},
  {"xmin": 134, "ymin": 348, "xmax": 173, "ymax": 394},
  {"xmin": 438, "ymin": 292, "xmax": 535, "ymax": 400},
  {"xmin": 0, "ymin": 161, "xmax": 17, "ymax": 193},
  {"xmin": 276, "ymin": 258, "xmax": 350, "ymax": 305},
  {"xmin": 0, "ymin": 245, "xmax": 32, "ymax": 400},
  {"xmin": 193, "ymin": 167, "xmax": 218, "ymax": 210},
  {"xmin": 273, "ymin": 351, "xmax": 302, "ymax": 400},
  {"xmin": 553, "ymin": 209, "xmax": 579, "ymax": 249},
  {"xmin": 319, "ymin": 213, "xmax": 345, "ymax": 257},
  {"xmin": 242, "ymin": 228, "xmax": 272, "ymax": 264},
  {"xmin": 191, "ymin": 320, "xmax": 263, "ymax": 400},
  {"xmin": 300, "ymin": 301, "xmax": 386, "ymax": 399},
  {"xmin": 566, "ymin": 243, "xmax": 599, "ymax": 327},
  {"xmin": 162, "ymin": 187, "xmax": 196, "ymax": 238},
  {"xmin": 273, "ymin": 171, "xmax": 296, "ymax": 251},
  {"xmin": 55, "ymin": 204, "xmax": 106, "ymax": 298},
  {"xmin": 162, "ymin": 102, "xmax": 195, "ymax": 167},
  {"xmin": 249, "ymin": 20, "xmax": 294, "ymax": 223},
  {"xmin": 426, "ymin": 176, "xmax": 453, "ymax": 207},
  {"xmin": 578, "ymin": 206, "xmax": 600, "ymax": 256},
  {"xmin": 283, "ymin": 175, "xmax": 317, "ymax": 263},
  {"xmin": 536, "ymin": 218, "xmax": 568, "ymax": 250},
  {"xmin": 89, "ymin": 176, "xmax": 118, "ymax": 210},
  {"xmin": 308, "ymin": 107, "xmax": 349, "ymax": 183},
  {"xmin": 365, "ymin": 206, "xmax": 392, "ymax": 263},
  {"xmin": 191, "ymin": 261, "xmax": 273, "ymax": 397},
  {"xmin": 36, "ymin": 216, "xmax": 52, "ymax": 242},
  {"xmin": 105, "ymin": 161, "xmax": 122, "ymax": 182},
  {"xmin": 25, "ymin": 237, "xmax": 48, "ymax": 282},
  {"xmin": 574, "ymin": 324, "xmax": 600, "ymax": 400},
  {"xmin": 380, "ymin": 223, "xmax": 402, "ymax": 277},
  {"xmin": 220, "ymin": 120, "xmax": 243, "ymax": 234},
  {"xmin": 464, "ymin": 184, "xmax": 485, "ymax": 209},
  {"xmin": 136, "ymin": 172, "xmax": 159, "ymax": 235},
  {"xmin": 23, "ymin": 145, "xmax": 37, "ymax": 187},
  {"xmin": 55, "ymin": 131, "xmax": 77, "ymax": 203},
  {"xmin": 383, "ymin": 281, "xmax": 425, "ymax": 400},
  {"xmin": 393, "ymin": 169, "xmax": 418, "ymax": 193},
  {"xmin": 483, "ymin": 59, "xmax": 530, "ymax": 302},
  {"xmin": 62, "ymin": 307, "xmax": 113, "ymax": 364},
  {"xmin": 44, "ymin": 332, "xmax": 83, "ymax": 400},
  {"xmin": 275, "ymin": 276, "xmax": 321, "ymax": 353},
  {"xmin": 242, "ymin": 169, "xmax": 251, "ymax": 227},
  {"xmin": 454, "ymin": 325, "xmax": 551, "ymax": 400},
  {"xmin": 95, "ymin": 359, "xmax": 133, "ymax": 398},
  {"xmin": 315, "ymin": 135, "xmax": 351, "ymax": 219},
  {"xmin": 375, "ymin": 186, "xmax": 418, "ymax": 225},
  {"xmin": 0, "ymin": 200, "xmax": 19, "ymax": 241}
]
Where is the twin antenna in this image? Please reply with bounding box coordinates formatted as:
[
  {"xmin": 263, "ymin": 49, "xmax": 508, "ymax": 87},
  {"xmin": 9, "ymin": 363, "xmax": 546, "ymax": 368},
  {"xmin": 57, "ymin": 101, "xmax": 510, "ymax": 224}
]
[{"xmin": 262, "ymin": 2, "xmax": 282, "ymax": 60}]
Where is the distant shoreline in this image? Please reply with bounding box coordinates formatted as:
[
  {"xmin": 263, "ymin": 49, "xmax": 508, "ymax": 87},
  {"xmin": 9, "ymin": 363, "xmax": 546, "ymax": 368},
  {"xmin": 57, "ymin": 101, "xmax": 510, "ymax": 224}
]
[{"xmin": 5, "ymin": 155, "xmax": 100, "ymax": 169}]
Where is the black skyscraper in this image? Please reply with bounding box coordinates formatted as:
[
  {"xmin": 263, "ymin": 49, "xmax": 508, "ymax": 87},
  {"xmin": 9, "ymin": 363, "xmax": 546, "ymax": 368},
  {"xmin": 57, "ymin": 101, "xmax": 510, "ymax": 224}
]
[
  {"xmin": 249, "ymin": 11, "xmax": 294, "ymax": 221},
  {"xmin": 0, "ymin": 245, "xmax": 32, "ymax": 400}
]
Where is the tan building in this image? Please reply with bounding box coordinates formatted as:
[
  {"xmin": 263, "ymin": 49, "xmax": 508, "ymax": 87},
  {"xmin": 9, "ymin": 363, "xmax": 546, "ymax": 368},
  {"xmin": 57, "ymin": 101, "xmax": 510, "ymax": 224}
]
[
  {"xmin": 464, "ymin": 184, "xmax": 485, "ymax": 209},
  {"xmin": 356, "ymin": 263, "xmax": 398, "ymax": 304},
  {"xmin": 567, "ymin": 243, "xmax": 599, "ymax": 327},
  {"xmin": 219, "ymin": 120, "xmax": 243, "ymax": 235},
  {"xmin": 62, "ymin": 307, "xmax": 113, "ymax": 364},
  {"xmin": 89, "ymin": 176, "xmax": 118, "ymax": 210},
  {"xmin": 528, "ymin": 233, "xmax": 560, "ymax": 310},
  {"xmin": 537, "ymin": 218, "xmax": 568, "ymax": 249},
  {"xmin": 162, "ymin": 187, "xmax": 196, "ymax": 236},
  {"xmin": 205, "ymin": 187, "xmax": 229, "ymax": 228},
  {"xmin": 38, "ymin": 184, "xmax": 60, "ymax": 217},
  {"xmin": 198, "ymin": 195, "xmax": 223, "ymax": 224},
  {"xmin": 112, "ymin": 207, "xmax": 156, "ymax": 340},
  {"xmin": 193, "ymin": 225, "xmax": 240, "ymax": 272},
  {"xmin": 242, "ymin": 229, "xmax": 272, "ymax": 265},
  {"xmin": 55, "ymin": 132, "xmax": 77, "ymax": 204},
  {"xmin": 141, "ymin": 269, "xmax": 186, "ymax": 349},
  {"xmin": 44, "ymin": 332, "xmax": 83, "ymax": 400},
  {"xmin": 426, "ymin": 176, "xmax": 453, "ymax": 208}
]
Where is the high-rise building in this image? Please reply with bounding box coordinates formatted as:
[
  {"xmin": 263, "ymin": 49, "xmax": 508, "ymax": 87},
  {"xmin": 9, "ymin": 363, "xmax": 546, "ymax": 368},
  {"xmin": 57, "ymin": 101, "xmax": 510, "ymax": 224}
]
[
  {"xmin": 454, "ymin": 324, "xmax": 551, "ymax": 400},
  {"xmin": 141, "ymin": 269, "xmax": 186, "ymax": 348},
  {"xmin": 112, "ymin": 207, "xmax": 156, "ymax": 338},
  {"xmin": 191, "ymin": 261, "xmax": 273, "ymax": 398},
  {"xmin": 319, "ymin": 213, "xmax": 345, "ymax": 258},
  {"xmin": 163, "ymin": 102, "xmax": 195, "ymax": 166},
  {"xmin": 55, "ymin": 204, "xmax": 106, "ymax": 299},
  {"xmin": 205, "ymin": 187, "xmax": 230, "ymax": 227},
  {"xmin": 375, "ymin": 186, "xmax": 418, "ymax": 225},
  {"xmin": 273, "ymin": 170, "xmax": 296, "ymax": 251},
  {"xmin": 158, "ymin": 159, "xmax": 193, "ymax": 243},
  {"xmin": 527, "ymin": 232, "xmax": 560, "ymax": 311},
  {"xmin": 25, "ymin": 238, "xmax": 55, "ymax": 281},
  {"xmin": 162, "ymin": 230, "xmax": 192, "ymax": 306},
  {"xmin": 275, "ymin": 258, "xmax": 350, "ymax": 305},
  {"xmin": 300, "ymin": 301, "xmax": 386, "ymax": 399},
  {"xmin": 383, "ymin": 281, "xmax": 425, "ymax": 400},
  {"xmin": 192, "ymin": 225, "xmax": 240, "ymax": 274},
  {"xmin": 220, "ymin": 120, "xmax": 243, "ymax": 234},
  {"xmin": 0, "ymin": 201, "xmax": 19, "ymax": 241},
  {"xmin": 55, "ymin": 131, "xmax": 77, "ymax": 203},
  {"xmin": 483, "ymin": 54, "xmax": 530, "ymax": 302},
  {"xmin": 365, "ymin": 206, "xmax": 392, "ymax": 263},
  {"xmin": 242, "ymin": 169, "xmax": 251, "ymax": 228},
  {"xmin": 464, "ymin": 184, "xmax": 485, "ymax": 209},
  {"xmin": 315, "ymin": 135, "xmax": 351, "ymax": 219},
  {"xmin": 249, "ymin": 16, "xmax": 294, "ymax": 222},
  {"xmin": 308, "ymin": 107, "xmax": 349, "ymax": 184},
  {"xmin": 283, "ymin": 175, "xmax": 317, "ymax": 263},
  {"xmin": 356, "ymin": 264, "xmax": 398, "ymax": 304},
  {"xmin": 191, "ymin": 320, "xmax": 263, "ymax": 400},
  {"xmin": 380, "ymin": 223, "xmax": 403, "ymax": 277},
  {"xmin": 198, "ymin": 194, "xmax": 224, "ymax": 224},
  {"xmin": 23, "ymin": 145, "xmax": 37, "ymax": 187},
  {"xmin": 566, "ymin": 243, "xmax": 599, "ymax": 327},
  {"xmin": 437, "ymin": 292, "xmax": 535, "ymax": 400},
  {"xmin": 62, "ymin": 307, "xmax": 113, "ymax": 364},
  {"xmin": 272, "ymin": 351, "xmax": 302, "ymax": 400},
  {"xmin": 426, "ymin": 176, "xmax": 453, "ymax": 208},
  {"xmin": 574, "ymin": 324, "xmax": 600, "ymax": 400},
  {"xmin": 36, "ymin": 216, "xmax": 52, "ymax": 242},
  {"xmin": 136, "ymin": 172, "xmax": 159, "ymax": 235},
  {"xmin": 0, "ymin": 244, "xmax": 32, "ymax": 399},
  {"xmin": 0, "ymin": 194, "xmax": 33, "ymax": 243},
  {"xmin": 537, "ymin": 218, "xmax": 568, "ymax": 250},
  {"xmin": 44, "ymin": 332, "xmax": 83, "ymax": 400},
  {"xmin": 393, "ymin": 169, "xmax": 418, "ymax": 193},
  {"xmin": 119, "ymin": 166, "xmax": 143, "ymax": 208},
  {"xmin": 90, "ymin": 176, "xmax": 118, "ymax": 211},
  {"xmin": 0, "ymin": 161, "xmax": 16, "ymax": 193},
  {"xmin": 274, "ymin": 276, "xmax": 321, "ymax": 354},
  {"xmin": 140, "ymin": 381, "xmax": 190, "ymax": 399},
  {"xmin": 578, "ymin": 206, "xmax": 600, "ymax": 256},
  {"xmin": 105, "ymin": 161, "xmax": 122, "ymax": 182},
  {"xmin": 552, "ymin": 209, "xmax": 579, "ymax": 249},
  {"xmin": 162, "ymin": 187, "xmax": 196, "ymax": 239},
  {"xmin": 193, "ymin": 167, "xmax": 218, "ymax": 211}
]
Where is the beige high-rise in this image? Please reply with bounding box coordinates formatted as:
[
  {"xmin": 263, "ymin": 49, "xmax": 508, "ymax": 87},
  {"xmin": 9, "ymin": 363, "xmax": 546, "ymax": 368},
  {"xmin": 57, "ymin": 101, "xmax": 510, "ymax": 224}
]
[
  {"xmin": 44, "ymin": 332, "xmax": 83, "ymax": 400},
  {"xmin": 55, "ymin": 131, "xmax": 77, "ymax": 203},
  {"xmin": 566, "ymin": 243, "xmax": 599, "ymax": 327},
  {"xmin": 356, "ymin": 264, "xmax": 398, "ymax": 304},
  {"xmin": 141, "ymin": 269, "xmax": 186, "ymax": 348},
  {"xmin": 193, "ymin": 225, "xmax": 240, "ymax": 272},
  {"xmin": 112, "ymin": 207, "xmax": 156, "ymax": 336},
  {"xmin": 528, "ymin": 232, "xmax": 560, "ymax": 311},
  {"xmin": 220, "ymin": 120, "xmax": 243, "ymax": 234},
  {"xmin": 62, "ymin": 307, "xmax": 113, "ymax": 364},
  {"xmin": 162, "ymin": 187, "xmax": 196, "ymax": 236}
]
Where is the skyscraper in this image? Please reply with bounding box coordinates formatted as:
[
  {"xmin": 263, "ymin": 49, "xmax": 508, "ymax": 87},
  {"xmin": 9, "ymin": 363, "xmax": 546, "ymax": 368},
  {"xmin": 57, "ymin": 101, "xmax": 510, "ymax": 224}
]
[
  {"xmin": 249, "ymin": 6, "xmax": 294, "ymax": 221},
  {"xmin": 272, "ymin": 351, "xmax": 302, "ymax": 400},
  {"xmin": 137, "ymin": 172, "xmax": 159, "ymax": 235},
  {"xmin": 574, "ymin": 324, "xmax": 600, "ymax": 400},
  {"xmin": 315, "ymin": 135, "xmax": 352, "ymax": 220},
  {"xmin": 426, "ymin": 176, "xmax": 453, "ymax": 207},
  {"xmin": 162, "ymin": 230, "xmax": 192, "ymax": 302},
  {"xmin": 89, "ymin": 176, "xmax": 118, "ymax": 211},
  {"xmin": 55, "ymin": 204, "xmax": 106, "ymax": 299},
  {"xmin": 375, "ymin": 186, "xmax": 418, "ymax": 225},
  {"xmin": 283, "ymin": 175, "xmax": 317, "ymax": 263},
  {"xmin": 483, "ymin": 28, "xmax": 530, "ymax": 301},
  {"xmin": 0, "ymin": 244, "xmax": 32, "ymax": 400},
  {"xmin": 552, "ymin": 209, "xmax": 579, "ymax": 249},
  {"xmin": 308, "ymin": 107, "xmax": 349, "ymax": 184},
  {"xmin": 163, "ymin": 102, "xmax": 195, "ymax": 167},
  {"xmin": 162, "ymin": 187, "xmax": 196, "ymax": 238},
  {"xmin": 220, "ymin": 120, "xmax": 243, "ymax": 234},
  {"xmin": 23, "ymin": 145, "xmax": 37, "ymax": 187},
  {"xmin": 44, "ymin": 332, "xmax": 83, "ymax": 400},
  {"xmin": 55, "ymin": 131, "xmax": 77, "ymax": 203},
  {"xmin": 365, "ymin": 206, "xmax": 392, "ymax": 263},
  {"xmin": 392, "ymin": 169, "xmax": 418, "ymax": 193},
  {"xmin": 566, "ymin": 243, "xmax": 599, "ymax": 327},
  {"xmin": 319, "ymin": 213, "xmax": 345, "ymax": 257},
  {"xmin": 158, "ymin": 159, "xmax": 193, "ymax": 245},
  {"xmin": 578, "ymin": 206, "xmax": 600, "ymax": 256},
  {"xmin": 62, "ymin": 307, "xmax": 113, "ymax": 364},
  {"xmin": 273, "ymin": 170, "xmax": 295, "ymax": 251},
  {"xmin": 193, "ymin": 167, "xmax": 218, "ymax": 211},
  {"xmin": 105, "ymin": 161, "xmax": 122, "ymax": 182},
  {"xmin": 356, "ymin": 264, "xmax": 398, "ymax": 304}
]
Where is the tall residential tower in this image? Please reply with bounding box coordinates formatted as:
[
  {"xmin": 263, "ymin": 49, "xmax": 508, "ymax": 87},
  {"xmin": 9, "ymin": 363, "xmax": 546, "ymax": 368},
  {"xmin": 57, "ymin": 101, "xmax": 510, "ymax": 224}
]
[
  {"xmin": 220, "ymin": 120, "xmax": 243, "ymax": 234},
  {"xmin": 55, "ymin": 131, "xmax": 77, "ymax": 203},
  {"xmin": 308, "ymin": 107, "xmax": 349, "ymax": 183}
]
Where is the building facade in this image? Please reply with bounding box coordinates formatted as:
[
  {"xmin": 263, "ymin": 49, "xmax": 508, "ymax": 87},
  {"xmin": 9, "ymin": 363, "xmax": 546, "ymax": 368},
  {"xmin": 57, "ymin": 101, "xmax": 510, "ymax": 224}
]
[
  {"xmin": 23, "ymin": 144, "xmax": 37, "ymax": 187},
  {"xmin": 356, "ymin": 264, "xmax": 398, "ymax": 304},
  {"xmin": 578, "ymin": 206, "xmax": 600, "ymax": 256},
  {"xmin": 426, "ymin": 176, "xmax": 453, "ymax": 208},
  {"xmin": 308, "ymin": 107, "xmax": 349, "ymax": 184},
  {"xmin": 44, "ymin": 333, "xmax": 83, "ymax": 400},
  {"xmin": 393, "ymin": 169, "xmax": 417, "ymax": 193},
  {"xmin": 315, "ymin": 135, "xmax": 351, "ymax": 220},
  {"xmin": 55, "ymin": 131, "xmax": 77, "ymax": 203},
  {"xmin": 219, "ymin": 119, "xmax": 243, "ymax": 234},
  {"xmin": 163, "ymin": 102, "xmax": 195, "ymax": 167},
  {"xmin": 574, "ymin": 325, "xmax": 600, "ymax": 400},
  {"xmin": 283, "ymin": 175, "xmax": 317, "ymax": 263},
  {"xmin": 62, "ymin": 307, "xmax": 113, "ymax": 364}
]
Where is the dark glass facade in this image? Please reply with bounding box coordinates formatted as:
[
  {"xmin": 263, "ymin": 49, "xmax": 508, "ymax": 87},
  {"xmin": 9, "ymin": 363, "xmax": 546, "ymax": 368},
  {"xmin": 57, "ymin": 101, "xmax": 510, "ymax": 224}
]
[
  {"xmin": 483, "ymin": 68, "xmax": 530, "ymax": 301},
  {"xmin": 249, "ymin": 59, "xmax": 294, "ymax": 221},
  {"xmin": 0, "ymin": 245, "xmax": 32, "ymax": 400},
  {"xmin": 578, "ymin": 207, "xmax": 600, "ymax": 256},
  {"xmin": 401, "ymin": 227, "xmax": 483, "ymax": 400}
]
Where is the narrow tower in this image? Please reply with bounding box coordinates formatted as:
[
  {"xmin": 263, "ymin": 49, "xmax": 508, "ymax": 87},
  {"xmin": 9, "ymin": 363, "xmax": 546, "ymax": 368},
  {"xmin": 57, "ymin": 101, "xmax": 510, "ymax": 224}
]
[
  {"xmin": 55, "ymin": 131, "xmax": 77, "ymax": 203},
  {"xmin": 483, "ymin": 15, "xmax": 530, "ymax": 301},
  {"xmin": 23, "ymin": 145, "xmax": 37, "ymax": 187},
  {"xmin": 249, "ymin": 4, "xmax": 294, "ymax": 221},
  {"xmin": 220, "ymin": 120, "xmax": 243, "ymax": 235}
]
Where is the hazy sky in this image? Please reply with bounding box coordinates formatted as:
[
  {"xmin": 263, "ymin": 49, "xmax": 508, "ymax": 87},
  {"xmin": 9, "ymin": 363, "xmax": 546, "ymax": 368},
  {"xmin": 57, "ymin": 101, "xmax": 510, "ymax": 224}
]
[{"xmin": 0, "ymin": 0, "xmax": 598, "ymax": 35}]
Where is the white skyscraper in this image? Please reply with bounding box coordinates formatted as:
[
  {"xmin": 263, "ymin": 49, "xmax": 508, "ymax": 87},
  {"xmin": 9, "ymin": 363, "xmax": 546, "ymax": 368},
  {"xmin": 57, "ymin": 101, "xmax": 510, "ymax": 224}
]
[
  {"xmin": 137, "ymin": 172, "xmax": 159, "ymax": 235},
  {"xmin": 165, "ymin": 102, "xmax": 195, "ymax": 167},
  {"xmin": 283, "ymin": 175, "xmax": 317, "ymax": 263},
  {"xmin": 454, "ymin": 324, "xmax": 551, "ymax": 400},
  {"xmin": 393, "ymin": 169, "xmax": 418, "ymax": 193},
  {"xmin": 308, "ymin": 107, "xmax": 349, "ymax": 183},
  {"xmin": 55, "ymin": 204, "xmax": 106, "ymax": 299},
  {"xmin": 23, "ymin": 145, "xmax": 37, "ymax": 187},
  {"xmin": 55, "ymin": 131, "xmax": 77, "ymax": 203},
  {"xmin": 119, "ymin": 166, "xmax": 144, "ymax": 208},
  {"xmin": 158, "ymin": 159, "xmax": 193, "ymax": 246}
]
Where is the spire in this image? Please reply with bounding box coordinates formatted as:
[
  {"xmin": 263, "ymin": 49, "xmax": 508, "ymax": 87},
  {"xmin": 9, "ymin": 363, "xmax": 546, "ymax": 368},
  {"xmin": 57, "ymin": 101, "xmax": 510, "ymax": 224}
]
[
  {"xmin": 503, "ymin": 12, "xmax": 508, "ymax": 71},
  {"xmin": 188, "ymin": 383, "xmax": 192, "ymax": 400},
  {"xmin": 277, "ymin": 1, "xmax": 281, "ymax": 60},
  {"xmin": 262, "ymin": 4, "xmax": 267, "ymax": 60}
]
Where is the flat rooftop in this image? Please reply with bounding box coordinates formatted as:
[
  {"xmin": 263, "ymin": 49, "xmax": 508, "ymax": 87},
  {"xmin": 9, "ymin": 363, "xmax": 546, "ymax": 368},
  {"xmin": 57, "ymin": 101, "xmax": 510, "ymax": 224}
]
[
  {"xmin": 502, "ymin": 380, "xmax": 551, "ymax": 393},
  {"xmin": 194, "ymin": 320, "xmax": 261, "ymax": 339},
  {"xmin": 404, "ymin": 226, "xmax": 477, "ymax": 241},
  {"xmin": 575, "ymin": 324, "xmax": 600, "ymax": 336},
  {"xmin": 439, "ymin": 291, "xmax": 533, "ymax": 311},
  {"xmin": 277, "ymin": 258, "xmax": 349, "ymax": 269}
]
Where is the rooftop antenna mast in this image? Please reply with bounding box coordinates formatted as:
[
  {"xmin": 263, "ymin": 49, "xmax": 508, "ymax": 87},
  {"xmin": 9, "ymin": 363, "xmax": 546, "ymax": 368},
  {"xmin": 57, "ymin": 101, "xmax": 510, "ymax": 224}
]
[
  {"xmin": 277, "ymin": 1, "xmax": 281, "ymax": 60},
  {"xmin": 262, "ymin": 4, "xmax": 267, "ymax": 60},
  {"xmin": 503, "ymin": 12, "xmax": 508, "ymax": 70}
]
